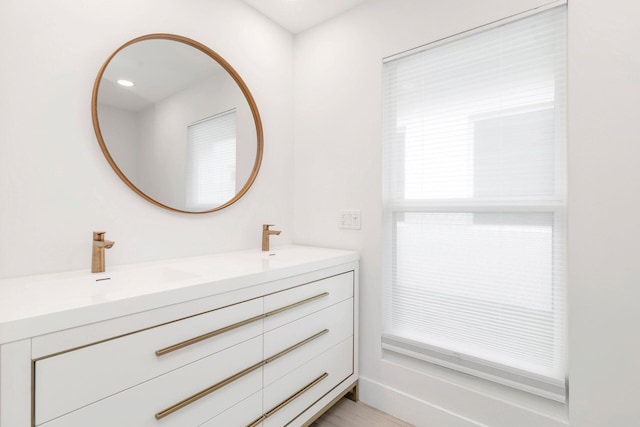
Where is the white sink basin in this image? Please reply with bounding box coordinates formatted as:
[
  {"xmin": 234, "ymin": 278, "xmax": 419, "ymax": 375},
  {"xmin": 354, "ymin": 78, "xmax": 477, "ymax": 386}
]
[
  {"xmin": 91, "ymin": 266, "xmax": 197, "ymax": 286},
  {"xmin": 32, "ymin": 266, "xmax": 198, "ymax": 305}
]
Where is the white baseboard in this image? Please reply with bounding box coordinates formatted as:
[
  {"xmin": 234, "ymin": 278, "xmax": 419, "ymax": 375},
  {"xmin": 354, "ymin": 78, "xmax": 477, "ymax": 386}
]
[{"xmin": 358, "ymin": 376, "xmax": 488, "ymax": 427}]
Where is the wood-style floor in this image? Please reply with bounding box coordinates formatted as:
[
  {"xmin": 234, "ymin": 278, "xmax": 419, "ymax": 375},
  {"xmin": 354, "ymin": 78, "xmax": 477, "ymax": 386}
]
[{"xmin": 311, "ymin": 398, "xmax": 413, "ymax": 427}]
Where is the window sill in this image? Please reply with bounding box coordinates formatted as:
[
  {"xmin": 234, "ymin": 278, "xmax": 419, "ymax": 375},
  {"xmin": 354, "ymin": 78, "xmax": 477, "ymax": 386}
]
[{"xmin": 381, "ymin": 347, "xmax": 569, "ymax": 424}]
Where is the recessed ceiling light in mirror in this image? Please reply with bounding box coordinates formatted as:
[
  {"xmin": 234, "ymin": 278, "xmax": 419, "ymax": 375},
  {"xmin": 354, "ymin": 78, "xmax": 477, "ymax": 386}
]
[{"xmin": 117, "ymin": 79, "xmax": 134, "ymax": 87}]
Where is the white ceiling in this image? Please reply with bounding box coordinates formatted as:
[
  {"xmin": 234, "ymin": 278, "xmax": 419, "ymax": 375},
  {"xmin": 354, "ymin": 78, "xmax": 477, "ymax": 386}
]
[
  {"xmin": 100, "ymin": 39, "xmax": 225, "ymax": 112},
  {"xmin": 240, "ymin": 0, "xmax": 370, "ymax": 34}
]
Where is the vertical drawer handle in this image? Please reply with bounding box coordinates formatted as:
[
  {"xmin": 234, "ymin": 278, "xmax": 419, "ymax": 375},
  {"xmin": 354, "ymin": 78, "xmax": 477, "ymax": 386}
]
[
  {"xmin": 155, "ymin": 360, "xmax": 265, "ymax": 420},
  {"xmin": 246, "ymin": 372, "xmax": 329, "ymax": 427},
  {"xmin": 155, "ymin": 313, "xmax": 265, "ymax": 356}
]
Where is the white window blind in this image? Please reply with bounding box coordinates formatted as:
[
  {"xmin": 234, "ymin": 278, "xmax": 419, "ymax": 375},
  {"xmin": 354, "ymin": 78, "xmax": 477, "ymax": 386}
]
[
  {"xmin": 186, "ymin": 110, "xmax": 236, "ymax": 210},
  {"xmin": 382, "ymin": 6, "xmax": 567, "ymax": 401}
]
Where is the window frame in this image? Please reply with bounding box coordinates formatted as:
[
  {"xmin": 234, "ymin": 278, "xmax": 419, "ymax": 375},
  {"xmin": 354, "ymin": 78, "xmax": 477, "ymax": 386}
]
[{"xmin": 381, "ymin": 3, "xmax": 568, "ymax": 402}]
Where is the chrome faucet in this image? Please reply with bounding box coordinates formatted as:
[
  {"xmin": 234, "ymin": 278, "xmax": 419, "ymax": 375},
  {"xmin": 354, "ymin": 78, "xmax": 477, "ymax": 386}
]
[
  {"xmin": 92, "ymin": 231, "xmax": 115, "ymax": 273},
  {"xmin": 262, "ymin": 224, "xmax": 281, "ymax": 252}
]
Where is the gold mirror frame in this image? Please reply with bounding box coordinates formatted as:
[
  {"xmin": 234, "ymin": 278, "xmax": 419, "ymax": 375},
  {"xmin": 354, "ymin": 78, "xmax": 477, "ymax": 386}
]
[{"xmin": 91, "ymin": 33, "xmax": 263, "ymax": 214}]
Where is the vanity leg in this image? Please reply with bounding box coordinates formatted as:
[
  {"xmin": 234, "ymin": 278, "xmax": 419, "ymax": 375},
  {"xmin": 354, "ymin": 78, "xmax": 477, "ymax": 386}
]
[
  {"xmin": 345, "ymin": 381, "xmax": 359, "ymax": 402},
  {"xmin": 0, "ymin": 340, "xmax": 32, "ymax": 427}
]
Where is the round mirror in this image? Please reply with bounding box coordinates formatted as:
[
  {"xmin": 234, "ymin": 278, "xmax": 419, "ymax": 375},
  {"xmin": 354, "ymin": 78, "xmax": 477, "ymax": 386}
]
[{"xmin": 92, "ymin": 34, "xmax": 263, "ymax": 213}]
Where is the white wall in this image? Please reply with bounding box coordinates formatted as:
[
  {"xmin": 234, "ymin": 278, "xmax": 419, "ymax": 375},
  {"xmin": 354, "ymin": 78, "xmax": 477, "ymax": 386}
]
[
  {"xmin": 0, "ymin": 0, "xmax": 294, "ymax": 279},
  {"xmin": 293, "ymin": 0, "xmax": 640, "ymax": 426},
  {"xmin": 98, "ymin": 105, "xmax": 138, "ymax": 181},
  {"xmin": 567, "ymin": 1, "xmax": 640, "ymax": 425}
]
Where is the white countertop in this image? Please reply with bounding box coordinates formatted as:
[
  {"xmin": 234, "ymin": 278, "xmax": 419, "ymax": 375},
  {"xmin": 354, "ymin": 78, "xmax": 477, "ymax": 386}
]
[{"xmin": 0, "ymin": 245, "xmax": 358, "ymax": 345}]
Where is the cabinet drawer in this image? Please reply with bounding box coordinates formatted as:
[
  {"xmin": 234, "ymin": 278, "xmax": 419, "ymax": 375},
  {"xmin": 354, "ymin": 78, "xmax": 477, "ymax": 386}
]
[
  {"xmin": 261, "ymin": 337, "xmax": 353, "ymax": 427},
  {"xmin": 264, "ymin": 272, "xmax": 353, "ymax": 332},
  {"xmin": 35, "ymin": 298, "xmax": 263, "ymax": 425},
  {"xmin": 40, "ymin": 336, "xmax": 264, "ymax": 427},
  {"xmin": 264, "ymin": 298, "xmax": 353, "ymax": 386},
  {"xmin": 199, "ymin": 391, "xmax": 262, "ymax": 427}
]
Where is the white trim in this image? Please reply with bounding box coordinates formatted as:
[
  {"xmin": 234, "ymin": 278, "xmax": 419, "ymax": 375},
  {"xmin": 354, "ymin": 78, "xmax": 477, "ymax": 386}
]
[
  {"xmin": 359, "ymin": 376, "xmax": 489, "ymax": 427},
  {"xmin": 384, "ymin": 200, "xmax": 565, "ymax": 212},
  {"xmin": 383, "ymin": 0, "xmax": 567, "ymax": 63},
  {"xmin": 187, "ymin": 108, "xmax": 236, "ymax": 127},
  {"xmin": 382, "ymin": 334, "xmax": 566, "ymax": 403},
  {"xmin": 358, "ymin": 375, "xmax": 570, "ymax": 427}
]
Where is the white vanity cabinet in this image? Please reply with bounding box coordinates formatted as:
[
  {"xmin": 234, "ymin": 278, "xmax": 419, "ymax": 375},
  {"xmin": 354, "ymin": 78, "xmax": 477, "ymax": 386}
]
[
  {"xmin": 0, "ymin": 246, "xmax": 359, "ymax": 427},
  {"xmin": 35, "ymin": 299, "xmax": 265, "ymax": 425}
]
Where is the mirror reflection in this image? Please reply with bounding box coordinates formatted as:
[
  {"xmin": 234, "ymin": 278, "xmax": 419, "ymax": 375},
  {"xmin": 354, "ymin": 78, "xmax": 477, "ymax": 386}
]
[{"xmin": 92, "ymin": 34, "xmax": 262, "ymax": 213}]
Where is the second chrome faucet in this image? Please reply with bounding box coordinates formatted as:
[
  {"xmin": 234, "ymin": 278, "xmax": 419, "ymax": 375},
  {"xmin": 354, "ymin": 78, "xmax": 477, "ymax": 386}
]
[{"xmin": 262, "ymin": 224, "xmax": 281, "ymax": 251}]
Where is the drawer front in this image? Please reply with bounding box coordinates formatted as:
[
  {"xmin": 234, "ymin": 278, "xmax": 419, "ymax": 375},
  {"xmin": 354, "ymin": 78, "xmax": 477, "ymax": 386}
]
[
  {"xmin": 264, "ymin": 298, "xmax": 353, "ymax": 386},
  {"xmin": 263, "ymin": 272, "xmax": 353, "ymax": 333},
  {"xmin": 40, "ymin": 336, "xmax": 264, "ymax": 427},
  {"xmin": 35, "ymin": 298, "xmax": 263, "ymax": 425},
  {"xmin": 199, "ymin": 391, "xmax": 262, "ymax": 427},
  {"xmin": 261, "ymin": 337, "xmax": 353, "ymax": 427}
]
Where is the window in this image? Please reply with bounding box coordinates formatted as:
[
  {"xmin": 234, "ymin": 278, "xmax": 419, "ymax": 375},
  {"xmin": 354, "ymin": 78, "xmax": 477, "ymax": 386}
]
[
  {"xmin": 382, "ymin": 6, "xmax": 567, "ymax": 401},
  {"xmin": 186, "ymin": 110, "xmax": 237, "ymax": 210}
]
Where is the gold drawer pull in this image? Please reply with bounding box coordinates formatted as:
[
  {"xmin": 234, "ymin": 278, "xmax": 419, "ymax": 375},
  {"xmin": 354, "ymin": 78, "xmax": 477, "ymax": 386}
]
[
  {"xmin": 265, "ymin": 292, "xmax": 329, "ymax": 317},
  {"xmin": 155, "ymin": 313, "xmax": 265, "ymax": 356},
  {"xmin": 156, "ymin": 292, "xmax": 329, "ymax": 356},
  {"xmin": 266, "ymin": 372, "xmax": 328, "ymax": 417},
  {"xmin": 155, "ymin": 360, "xmax": 265, "ymax": 420},
  {"xmin": 156, "ymin": 292, "xmax": 329, "ymax": 357},
  {"xmin": 265, "ymin": 329, "xmax": 329, "ymax": 364},
  {"xmin": 247, "ymin": 415, "xmax": 265, "ymax": 427},
  {"xmin": 155, "ymin": 328, "xmax": 330, "ymax": 420},
  {"xmin": 246, "ymin": 373, "xmax": 329, "ymax": 427}
]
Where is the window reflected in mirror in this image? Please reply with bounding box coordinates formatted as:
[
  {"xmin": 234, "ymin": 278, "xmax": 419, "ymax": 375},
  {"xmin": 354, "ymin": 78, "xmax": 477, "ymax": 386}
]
[{"xmin": 186, "ymin": 110, "xmax": 237, "ymax": 210}]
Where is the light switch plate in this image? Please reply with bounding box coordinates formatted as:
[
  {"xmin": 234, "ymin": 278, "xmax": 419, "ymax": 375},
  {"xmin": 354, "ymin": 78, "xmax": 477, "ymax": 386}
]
[{"xmin": 339, "ymin": 210, "xmax": 361, "ymax": 230}]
